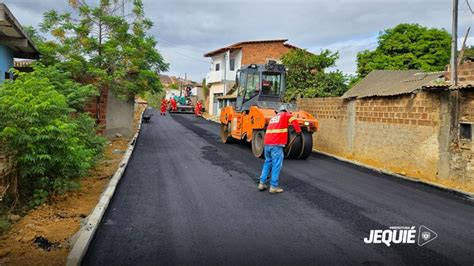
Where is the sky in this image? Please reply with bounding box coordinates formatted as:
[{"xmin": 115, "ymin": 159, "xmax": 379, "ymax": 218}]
[{"xmin": 3, "ymin": 0, "xmax": 474, "ymax": 81}]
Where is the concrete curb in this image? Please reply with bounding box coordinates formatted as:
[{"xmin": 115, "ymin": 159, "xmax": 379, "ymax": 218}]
[
  {"xmin": 66, "ymin": 111, "xmax": 144, "ymax": 266},
  {"xmin": 314, "ymin": 149, "xmax": 474, "ymax": 200},
  {"xmin": 200, "ymin": 116, "xmax": 474, "ymax": 199}
]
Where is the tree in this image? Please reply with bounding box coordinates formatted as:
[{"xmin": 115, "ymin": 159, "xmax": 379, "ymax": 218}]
[
  {"xmin": 39, "ymin": 0, "xmax": 169, "ymax": 100},
  {"xmin": 281, "ymin": 49, "xmax": 349, "ymax": 101},
  {"xmin": 462, "ymin": 46, "xmax": 474, "ymax": 59},
  {"xmin": 356, "ymin": 23, "xmax": 451, "ymax": 78},
  {"xmin": 202, "ymin": 78, "xmax": 209, "ymax": 98}
]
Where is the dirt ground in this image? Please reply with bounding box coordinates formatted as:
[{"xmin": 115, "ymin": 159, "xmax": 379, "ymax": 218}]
[{"xmin": 0, "ymin": 104, "xmax": 145, "ymax": 265}]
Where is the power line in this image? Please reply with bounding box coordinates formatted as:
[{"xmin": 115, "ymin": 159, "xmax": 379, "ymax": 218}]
[
  {"xmin": 162, "ymin": 48, "xmax": 209, "ymax": 64},
  {"xmin": 156, "ymin": 37, "xmax": 209, "ymax": 53},
  {"xmin": 466, "ymin": 0, "xmax": 474, "ymax": 14}
]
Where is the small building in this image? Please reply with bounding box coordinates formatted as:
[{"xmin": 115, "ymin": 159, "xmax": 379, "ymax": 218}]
[
  {"xmin": 203, "ymin": 39, "xmax": 299, "ymax": 116},
  {"xmin": 0, "ymin": 4, "xmax": 39, "ymax": 83},
  {"xmin": 298, "ymin": 65, "xmax": 474, "ymax": 193},
  {"xmin": 342, "ymin": 70, "xmax": 444, "ymax": 99}
]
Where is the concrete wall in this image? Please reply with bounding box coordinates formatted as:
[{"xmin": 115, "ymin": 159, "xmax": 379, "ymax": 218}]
[
  {"xmin": 105, "ymin": 91, "xmax": 134, "ymax": 138},
  {"xmin": 298, "ymin": 91, "xmax": 457, "ymax": 188},
  {"xmin": 206, "ymin": 50, "xmax": 241, "ymax": 84},
  {"xmin": 84, "ymin": 87, "xmax": 134, "ymax": 138},
  {"xmin": 0, "ymin": 45, "xmax": 13, "ymax": 83}
]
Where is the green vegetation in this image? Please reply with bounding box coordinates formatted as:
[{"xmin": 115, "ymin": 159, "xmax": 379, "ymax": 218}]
[
  {"xmin": 356, "ymin": 23, "xmax": 451, "ymax": 78},
  {"xmin": 0, "ymin": 66, "xmax": 105, "ymax": 207},
  {"xmin": 281, "ymin": 49, "xmax": 350, "ymax": 101},
  {"xmin": 0, "ymin": 0, "xmax": 168, "ymax": 210},
  {"xmin": 202, "ymin": 78, "xmax": 209, "ymax": 98},
  {"xmin": 0, "ymin": 215, "xmax": 10, "ymax": 234},
  {"xmin": 38, "ymin": 0, "xmax": 169, "ymax": 100},
  {"xmin": 143, "ymin": 91, "xmax": 166, "ymax": 109},
  {"xmin": 462, "ymin": 46, "xmax": 474, "ymax": 59}
]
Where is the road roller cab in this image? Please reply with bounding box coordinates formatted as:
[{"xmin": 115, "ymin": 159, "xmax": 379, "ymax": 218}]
[{"xmin": 220, "ymin": 61, "xmax": 319, "ymax": 159}]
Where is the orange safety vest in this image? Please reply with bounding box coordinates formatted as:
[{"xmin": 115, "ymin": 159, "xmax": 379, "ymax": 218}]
[{"xmin": 264, "ymin": 112, "xmax": 302, "ymax": 146}]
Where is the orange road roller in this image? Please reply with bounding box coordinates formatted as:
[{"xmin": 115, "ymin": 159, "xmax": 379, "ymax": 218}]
[{"xmin": 219, "ymin": 61, "xmax": 319, "ymax": 159}]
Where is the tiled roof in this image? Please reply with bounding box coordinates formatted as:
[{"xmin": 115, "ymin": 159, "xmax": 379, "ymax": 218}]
[{"xmin": 204, "ymin": 39, "xmax": 293, "ymax": 57}]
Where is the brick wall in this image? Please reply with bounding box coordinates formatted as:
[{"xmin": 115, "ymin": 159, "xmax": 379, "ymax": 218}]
[
  {"xmin": 354, "ymin": 93, "xmax": 439, "ymax": 126},
  {"xmin": 353, "ymin": 93, "xmax": 441, "ymax": 181},
  {"xmin": 84, "ymin": 87, "xmax": 109, "ymax": 131},
  {"xmin": 240, "ymin": 42, "xmax": 292, "ymax": 65},
  {"xmin": 298, "ymin": 91, "xmax": 443, "ymax": 183},
  {"xmin": 445, "ymin": 59, "xmax": 474, "ymax": 83},
  {"xmin": 298, "ymin": 98, "xmax": 350, "ymax": 156}
]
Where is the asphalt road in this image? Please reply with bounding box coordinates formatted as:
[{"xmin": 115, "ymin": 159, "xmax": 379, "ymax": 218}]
[{"xmin": 83, "ymin": 112, "xmax": 474, "ymax": 266}]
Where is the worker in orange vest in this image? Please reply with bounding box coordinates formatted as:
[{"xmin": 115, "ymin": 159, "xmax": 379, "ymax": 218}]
[
  {"xmin": 258, "ymin": 105, "xmax": 301, "ymax": 193},
  {"xmin": 160, "ymin": 98, "xmax": 168, "ymax": 116},
  {"xmin": 170, "ymin": 97, "xmax": 177, "ymax": 112},
  {"xmin": 195, "ymin": 100, "xmax": 202, "ymax": 116}
]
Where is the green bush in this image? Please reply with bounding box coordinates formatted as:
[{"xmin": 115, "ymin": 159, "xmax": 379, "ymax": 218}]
[
  {"xmin": 142, "ymin": 91, "xmax": 165, "ymax": 109},
  {"xmin": 0, "ymin": 215, "xmax": 11, "ymax": 234},
  {"xmin": 0, "ymin": 66, "xmax": 105, "ymax": 207}
]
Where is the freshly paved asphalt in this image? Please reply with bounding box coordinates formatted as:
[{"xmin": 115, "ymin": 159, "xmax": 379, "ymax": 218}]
[{"xmin": 83, "ymin": 111, "xmax": 474, "ymax": 265}]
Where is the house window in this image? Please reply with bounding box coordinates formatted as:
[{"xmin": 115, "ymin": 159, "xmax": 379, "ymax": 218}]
[
  {"xmin": 230, "ymin": 59, "xmax": 235, "ymax": 71},
  {"xmin": 460, "ymin": 123, "xmax": 472, "ymax": 140},
  {"xmin": 215, "ymin": 63, "xmax": 220, "ymax": 71},
  {"xmin": 4, "ymin": 72, "xmax": 11, "ymax": 80}
]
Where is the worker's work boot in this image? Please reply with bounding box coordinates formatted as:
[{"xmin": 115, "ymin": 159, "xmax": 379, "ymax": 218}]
[
  {"xmin": 258, "ymin": 183, "xmax": 267, "ymax": 191},
  {"xmin": 269, "ymin": 186, "xmax": 284, "ymax": 194}
]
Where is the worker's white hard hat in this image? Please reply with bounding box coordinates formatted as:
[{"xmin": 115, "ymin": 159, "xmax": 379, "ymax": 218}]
[{"xmin": 278, "ymin": 105, "xmax": 287, "ymax": 112}]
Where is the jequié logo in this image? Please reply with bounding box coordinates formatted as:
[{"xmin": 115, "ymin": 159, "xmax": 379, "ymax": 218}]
[{"xmin": 364, "ymin": 225, "xmax": 437, "ymax": 247}]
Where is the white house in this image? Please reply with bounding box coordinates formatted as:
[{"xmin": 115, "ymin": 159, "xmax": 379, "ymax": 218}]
[{"xmin": 204, "ymin": 39, "xmax": 298, "ymax": 116}]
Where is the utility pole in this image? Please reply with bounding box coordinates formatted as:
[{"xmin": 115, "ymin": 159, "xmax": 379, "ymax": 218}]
[{"xmin": 451, "ymin": 0, "xmax": 459, "ymax": 87}]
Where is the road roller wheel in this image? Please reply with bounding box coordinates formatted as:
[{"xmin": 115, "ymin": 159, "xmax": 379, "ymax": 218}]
[
  {"xmin": 251, "ymin": 130, "xmax": 265, "ymax": 158},
  {"xmin": 298, "ymin": 131, "xmax": 313, "ymax": 159},
  {"xmin": 220, "ymin": 123, "xmax": 235, "ymax": 143},
  {"xmin": 284, "ymin": 129, "xmax": 302, "ymax": 159}
]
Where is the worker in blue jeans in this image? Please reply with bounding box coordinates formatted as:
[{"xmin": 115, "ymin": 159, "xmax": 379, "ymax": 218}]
[{"xmin": 258, "ymin": 106, "xmax": 301, "ymax": 193}]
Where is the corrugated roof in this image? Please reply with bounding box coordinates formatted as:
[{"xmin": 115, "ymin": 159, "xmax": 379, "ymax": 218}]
[
  {"xmin": 342, "ymin": 70, "xmax": 445, "ymax": 99},
  {"xmin": 204, "ymin": 39, "xmax": 290, "ymax": 57}
]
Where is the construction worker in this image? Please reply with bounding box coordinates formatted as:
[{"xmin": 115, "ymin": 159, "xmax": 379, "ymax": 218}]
[
  {"xmin": 195, "ymin": 100, "xmax": 202, "ymax": 116},
  {"xmin": 258, "ymin": 105, "xmax": 301, "ymax": 193},
  {"xmin": 160, "ymin": 98, "xmax": 168, "ymax": 116},
  {"xmin": 170, "ymin": 97, "xmax": 177, "ymax": 112}
]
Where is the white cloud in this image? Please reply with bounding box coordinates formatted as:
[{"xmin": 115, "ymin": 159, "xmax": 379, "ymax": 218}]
[{"xmin": 2, "ymin": 0, "xmax": 473, "ymax": 81}]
